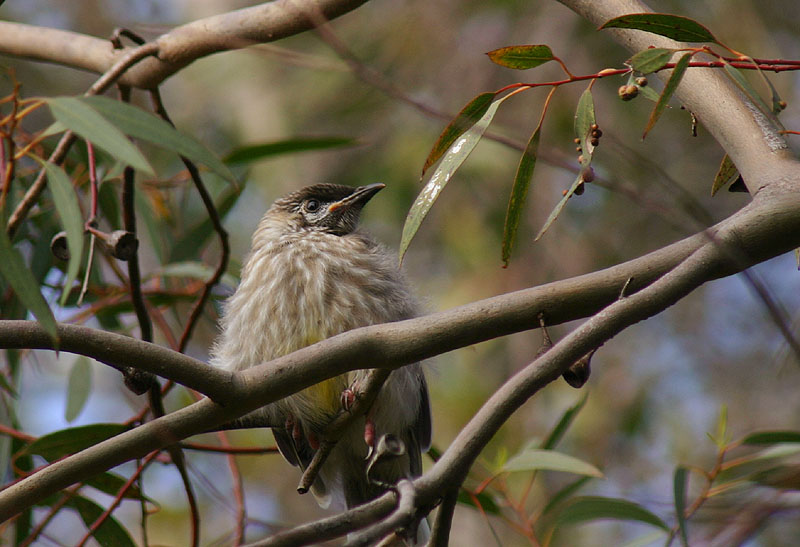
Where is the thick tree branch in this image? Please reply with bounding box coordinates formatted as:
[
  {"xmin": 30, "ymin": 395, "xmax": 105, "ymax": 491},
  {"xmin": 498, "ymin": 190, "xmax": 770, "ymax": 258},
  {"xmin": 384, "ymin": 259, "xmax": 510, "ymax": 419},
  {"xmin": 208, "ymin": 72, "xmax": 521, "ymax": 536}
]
[{"xmin": 0, "ymin": 0, "xmax": 369, "ymax": 89}]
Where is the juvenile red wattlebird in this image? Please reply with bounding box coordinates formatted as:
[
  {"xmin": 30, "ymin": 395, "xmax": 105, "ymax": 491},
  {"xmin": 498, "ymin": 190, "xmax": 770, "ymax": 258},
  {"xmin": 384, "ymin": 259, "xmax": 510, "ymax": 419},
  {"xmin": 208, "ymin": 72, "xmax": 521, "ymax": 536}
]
[{"xmin": 211, "ymin": 183, "xmax": 431, "ymax": 542}]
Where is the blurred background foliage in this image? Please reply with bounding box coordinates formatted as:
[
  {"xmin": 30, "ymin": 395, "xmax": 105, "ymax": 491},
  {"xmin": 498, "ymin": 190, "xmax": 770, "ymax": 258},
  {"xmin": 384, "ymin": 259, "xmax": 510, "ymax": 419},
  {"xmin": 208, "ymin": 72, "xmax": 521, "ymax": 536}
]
[{"xmin": 2, "ymin": 0, "xmax": 800, "ymax": 545}]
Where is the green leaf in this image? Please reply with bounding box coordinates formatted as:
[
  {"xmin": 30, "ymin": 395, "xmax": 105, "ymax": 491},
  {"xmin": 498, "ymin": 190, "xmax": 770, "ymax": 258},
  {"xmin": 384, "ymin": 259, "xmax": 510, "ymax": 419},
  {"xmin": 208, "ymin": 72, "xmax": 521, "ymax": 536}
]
[
  {"xmin": 401, "ymin": 93, "xmax": 511, "ymax": 262},
  {"xmin": 600, "ymin": 13, "xmax": 717, "ymax": 43},
  {"xmin": 749, "ymin": 464, "xmax": 800, "ymax": 490},
  {"xmin": 65, "ymin": 357, "xmax": 92, "ymax": 423},
  {"xmin": 86, "ymin": 472, "xmax": 145, "ymax": 501},
  {"xmin": 20, "ymin": 423, "xmax": 128, "ymax": 461},
  {"xmin": 534, "ymin": 173, "xmax": 585, "ymax": 241},
  {"xmin": 44, "ymin": 97, "xmax": 153, "ymax": 175},
  {"xmin": 0, "ymin": 222, "xmax": 59, "ymax": 346},
  {"xmin": 541, "ymin": 476, "xmax": 593, "ymax": 516},
  {"xmin": 627, "ymin": 48, "xmax": 675, "ymax": 74},
  {"xmin": 542, "ymin": 392, "xmax": 589, "ymax": 450},
  {"xmin": 36, "ymin": 160, "xmax": 85, "ymax": 306},
  {"xmin": 721, "ymin": 63, "xmax": 773, "ymax": 117},
  {"xmin": 501, "ymin": 126, "xmax": 540, "ymax": 266},
  {"xmin": 554, "ymin": 496, "xmax": 669, "ymax": 531},
  {"xmin": 502, "ymin": 448, "xmax": 603, "ymax": 477},
  {"xmin": 421, "ymin": 92, "xmax": 496, "ymax": 177},
  {"xmin": 81, "ymin": 96, "xmax": 236, "ymax": 185},
  {"xmin": 457, "ymin": 489, "xmax": 501, "ymax": 515},
  {"xmin": 643, "ymin": 52, "xmax": 692, "ymax": 139},
  {"xmin": 69, "ymin": 495, "xmax": 136, "ymax": 547},
  {"xmin": 224, "ymin": 137, "xmax": 357, "ymax": 165},
  {"xmin": 708, "ymin": 403, "xmax": 730, "ymax": 448},
  {"xmin": 574, "ymin": 87, "xmax": 596, "ymax": 160},
  {"xmin": 711, "ymin": 154, "xmax": 739, "ymax": 196},
  {"xmin": 742, "ymin": 431, "xmax": 800, "ymax": 445},
  {"xmin": 673, "ymin": 466, "xmax": 689, "ymax": 546},
  {"xmin": 486, "ymin": 45, "xmax": 554, "ymax": 70}
]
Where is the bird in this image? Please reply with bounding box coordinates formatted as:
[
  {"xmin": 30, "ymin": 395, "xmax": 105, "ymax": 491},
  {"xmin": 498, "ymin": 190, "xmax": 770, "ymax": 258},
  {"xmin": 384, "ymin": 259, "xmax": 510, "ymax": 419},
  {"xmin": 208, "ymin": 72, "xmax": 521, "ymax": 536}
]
[{"xmin": 210, "ymin": 183, "xmax": 431, "ymax": 542}]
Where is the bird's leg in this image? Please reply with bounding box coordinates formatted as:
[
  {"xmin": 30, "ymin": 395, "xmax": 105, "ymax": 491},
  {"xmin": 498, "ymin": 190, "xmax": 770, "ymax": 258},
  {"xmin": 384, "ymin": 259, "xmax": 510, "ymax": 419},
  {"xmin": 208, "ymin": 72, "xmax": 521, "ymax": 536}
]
[{"xmin": 340, "ymin": 387, "xmax": 357, "ymax": 411}]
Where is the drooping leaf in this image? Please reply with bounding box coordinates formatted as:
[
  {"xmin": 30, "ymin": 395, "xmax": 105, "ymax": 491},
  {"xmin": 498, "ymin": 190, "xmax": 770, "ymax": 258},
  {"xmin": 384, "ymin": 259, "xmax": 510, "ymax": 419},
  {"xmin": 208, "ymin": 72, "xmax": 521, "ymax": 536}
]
[
  {"xmin": 554, "ymin": 496, "xmax": 669, "ymax": 531},
  {"xmin": 642, "ymin": 52, "xmax": 692, "ymax": 139},
  {"xmin": 711, "ymin": 154, "xmax": 740, "ymax": 196},
  {"xmin": 501, "ymin": 126, "xmax": 540, "ymax": 266},
  {"xmin": 401, "ymin": 93, "xmax": 512, "ymax": 262},
  {"xmin": 534, "ymin": 173, "xmax": 585, "ymax": 241},
  {"xmin": 36, "ymin": 160, "xmax": 85, "ymax": 306},
  {"xmin": 541, "ymin": 476, "xmax": 593, "ymax": 516},
  {"xmin": 169, "ymin": 184, "xmax": 243, "ymax": 263},
  {"xmin": 457, "ymin": 489, "xmax": 501, "ymax": 515},
  {"xmin": 600, "ymin": 13, "xmax": 717, "ymax": 43},
  {"xmin": 502, "ymin": 448, "xmax": 603, "ymax": 477},
  {"xmin": 673, "ymin": 466, "xmax": 689, "ymax": 546},
  {"xmin": 65, "ymin": 357, "xmax": 92, "ymax": 423},
  {"xmin": 486, "ymin": 45, "xmax": 554, "ymax": 70},
  {"xmin": 44, "ymin": 97, "xmax": 153, "ymax": 175},
  {"xmin": 742, "ymin": 430, "xmax": 800, "ymax": 445},
  {"xmin": 86, "ymin": 472, "xmax": 146, "ymax": 501},
  {"xmin": 542, "ymin": 392, "xmax": 589, "ymax": 450},
  {"xmin": 20, "ymin": 423, "xmax": 128, "ymax": 461},
  {"xmin": 421, "ymin": 92, "xmax": 496, "ymax": 177},
  {"xmin": 0, "ymin": 223, "xmax": 59, "ymax": 345},
  {"xmin": 721, "ymin": 63, "xmax": 773, "ymax": 117},
  {"xmin": 69, "ymin": 495, "xmax": 136, "ymax": 547},
  {"xmin": 81, "ymin": 96, "xmax": 236, "ymax": 185},
  {"xmin": 749, "ymin": 464, "xmax": 800, "ymax": 490},
  {"xmin": 574, "ymin": 87, "xmax": 596, "ymax": 161},
  {"xmin": 224, "ymin": 137, "xmax": 357, "ymax": 165},
  {"xmin": 627, "ymin": 48, "xmax": 675, "ymax": 74}
]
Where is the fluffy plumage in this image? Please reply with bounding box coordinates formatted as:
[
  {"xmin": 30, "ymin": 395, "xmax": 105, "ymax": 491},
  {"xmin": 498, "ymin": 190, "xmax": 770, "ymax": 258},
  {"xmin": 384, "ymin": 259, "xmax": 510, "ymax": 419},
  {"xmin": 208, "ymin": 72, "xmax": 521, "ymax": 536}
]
[{"xmin": 211, "ymin": 184, "xmax": 431, "ymax": 525}]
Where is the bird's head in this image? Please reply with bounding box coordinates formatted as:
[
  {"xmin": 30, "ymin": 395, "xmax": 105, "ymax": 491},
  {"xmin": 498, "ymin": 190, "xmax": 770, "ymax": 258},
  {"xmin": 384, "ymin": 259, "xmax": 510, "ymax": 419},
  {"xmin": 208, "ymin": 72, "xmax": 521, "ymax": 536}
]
[{"xmin": 267, "ymin": 183, "xmax": 385, "ymax": 236}]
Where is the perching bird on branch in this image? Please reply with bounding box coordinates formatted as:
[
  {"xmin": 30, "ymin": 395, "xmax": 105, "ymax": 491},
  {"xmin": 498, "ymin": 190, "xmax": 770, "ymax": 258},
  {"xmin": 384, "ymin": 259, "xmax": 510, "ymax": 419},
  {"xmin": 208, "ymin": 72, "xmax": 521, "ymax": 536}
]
[{"xmin": 211, "ymin": 183, "xmax": 431, "ymax": 543}]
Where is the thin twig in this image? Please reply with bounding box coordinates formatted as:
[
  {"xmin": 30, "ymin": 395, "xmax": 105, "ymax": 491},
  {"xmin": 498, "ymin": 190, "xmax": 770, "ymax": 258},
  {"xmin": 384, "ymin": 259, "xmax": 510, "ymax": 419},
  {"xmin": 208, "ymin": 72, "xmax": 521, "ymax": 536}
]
[{"xmin": 430, "ymin": 487, "xmax": 458, "ymax": 547}]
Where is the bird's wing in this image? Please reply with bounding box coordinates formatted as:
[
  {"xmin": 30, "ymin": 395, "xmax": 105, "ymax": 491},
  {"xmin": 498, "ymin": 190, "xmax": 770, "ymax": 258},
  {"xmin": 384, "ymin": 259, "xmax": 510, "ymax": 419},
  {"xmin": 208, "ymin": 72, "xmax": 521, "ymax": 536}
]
[
  {"xmin": 409, "ymin": 371, "xmax": 432, "ymax": 477},
  {"xmin": 272, "ymin": 426, "xmax": 332, "ymax": 508}
]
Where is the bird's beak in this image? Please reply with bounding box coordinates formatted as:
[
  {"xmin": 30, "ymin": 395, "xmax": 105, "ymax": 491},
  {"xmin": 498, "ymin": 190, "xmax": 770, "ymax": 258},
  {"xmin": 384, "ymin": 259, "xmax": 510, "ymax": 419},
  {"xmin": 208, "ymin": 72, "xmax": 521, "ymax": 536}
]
[{"xmin": 328, "ymin": 183, "xmax": 386, "ymax": 212}]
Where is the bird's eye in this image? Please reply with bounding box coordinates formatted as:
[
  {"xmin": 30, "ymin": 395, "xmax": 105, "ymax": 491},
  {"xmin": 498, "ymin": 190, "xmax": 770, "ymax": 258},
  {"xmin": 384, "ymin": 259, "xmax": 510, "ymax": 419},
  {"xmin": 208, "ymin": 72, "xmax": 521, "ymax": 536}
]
[{"xmin": 305, "ymin": 199, "xmax": 321, "ymax": 212}]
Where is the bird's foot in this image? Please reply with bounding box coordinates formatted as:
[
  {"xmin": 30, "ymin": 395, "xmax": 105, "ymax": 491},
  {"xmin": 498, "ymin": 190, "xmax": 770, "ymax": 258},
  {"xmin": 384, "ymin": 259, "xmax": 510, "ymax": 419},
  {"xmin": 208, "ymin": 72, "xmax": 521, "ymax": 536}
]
[{"xmin": 340, "ymin": 387, "xmax": 356, "ymax": 411}]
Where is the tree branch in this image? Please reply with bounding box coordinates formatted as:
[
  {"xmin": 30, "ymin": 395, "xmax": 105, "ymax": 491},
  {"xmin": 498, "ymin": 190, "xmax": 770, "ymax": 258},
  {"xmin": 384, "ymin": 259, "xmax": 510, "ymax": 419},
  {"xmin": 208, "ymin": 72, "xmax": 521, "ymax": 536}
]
[{"xmin": 0, "ymin": 0, "xmax": 370, "ymax": 90}]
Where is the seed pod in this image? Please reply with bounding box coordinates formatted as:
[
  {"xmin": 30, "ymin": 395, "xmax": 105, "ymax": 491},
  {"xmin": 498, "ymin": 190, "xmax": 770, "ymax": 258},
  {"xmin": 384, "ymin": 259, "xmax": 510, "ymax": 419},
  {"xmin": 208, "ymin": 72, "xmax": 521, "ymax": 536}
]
[
  {"xmin": 573, "ymin": 137, "xmax": 581, "ymax": 144},
  {"xmin": 574, "ymin": 181, "xmax": 585, "ymax": 195},
  {"xmin": 618, "ymin": 84, "xmax": 639, "ymax": 101},
  {"xmin": 591, "ymin": 128, "xmax": 603, "ymax": 138},
  {"xmin": 590, "ymin": 137, "xmax": 600, "ymax": 147},
  {"xmin": 106, "ymin": 230, "xmax": 139, "ymax": 261},
  {"xmin": 581, "ymin": 166, "xmax": 595, "ymax": 183},
  {"xmin": 577, "ymin": 154, "xmax": 585, "ymax": 164},
  {"xmin": 635, "ymin": 76, "xmax": 648, "ymax": 87},
  {"xmin": 50, "ymin": 232, "xmax": 70, "ymax": 261}
]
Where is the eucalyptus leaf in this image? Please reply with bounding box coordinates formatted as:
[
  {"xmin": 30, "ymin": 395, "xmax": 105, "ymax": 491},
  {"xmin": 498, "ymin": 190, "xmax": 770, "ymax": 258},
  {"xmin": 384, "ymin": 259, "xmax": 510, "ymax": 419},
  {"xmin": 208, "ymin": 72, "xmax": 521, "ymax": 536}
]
[
  {"xmin": 65, "ymin": 357, "xmax": 92, "ymax": 423},
  {"xmin": 600, "ymin": 13, "xmax": 717, "ymax": 43},
  {"xmin": 486, "ymin": 45, "xmax": 554, "ymax": 70}
]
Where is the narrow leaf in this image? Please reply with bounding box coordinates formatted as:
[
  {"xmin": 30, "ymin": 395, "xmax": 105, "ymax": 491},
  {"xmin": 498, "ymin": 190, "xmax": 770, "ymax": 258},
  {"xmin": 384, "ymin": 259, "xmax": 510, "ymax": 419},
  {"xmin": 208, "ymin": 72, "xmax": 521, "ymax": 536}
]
[
  {"xmin": 70, "ymin": 496, "xmax": 137, "ymax": 547},
  {"xmin": 0, "ymin": 223, "xmax": 59, "ymax": 345},
  {"xmin": 37, "ymin": 160, "xmax": 85, "ymax": 306},
  {"xmin": 642, "ymin": 52, "xmax": 692, "ymax": 139},
  {"xmin": 542, "ymin": 392, "xmax": 589, "ymax": 450},
  {"xmin": 169, "ymin": 184, "xmax": 243, "ymax": 263},
  {"xmin": 555, "ymin": 496, "xmax": 669, "ymax": 531},
  {"xmin": 81, "ymin": 95, "xmax": 235, "ymax": 184},
  {"xmin": 742, "ymin": 431, "xmax": 800, "ymax": 445},
  {"xmin": 749, "ymin": 464, "xmax": 800, "ymax": 490},
  {"xmin": 20, "ymin": 423, "xmax": 128, "ymax": 461},
  {"xmin": 628, "ymin": 48, "xmax": 674, "ymax": 74},
  {"xmin": 574, "ymin": 88, "xmax": 596, "ymax": 157},
  {"xmin": 534, "ymin": 173, "xmax": 585, "ymax": 241},
  {"xmin": 65, "ymin": 357, "xmax": 92, "ymax": 422},
  {"xmin": 502, "ymin": 448, "xmax": 603, "ymax": 478},
  {"xmin": 87, "ymin": 472, "xmax": 145, "ymax": 500},
  {"xmin": 501, "ymin": 126, "xmax": 540, "ymax": 266},
  {"xmin": 401, "ymin": 93, "xmax": 511, "ymax": 262},
  {"xmin": 542, "ymin": 476, "xmax": 593, "ymax": 516},
  {"xmin": 421, "ymin": 92, "xmax": 496, "ymax": 176},
  {"xmin": 224, "ymin": 137, "xmax": 357, "ymax": 164},
  {"xmin": 600, "ymin": 13, "xmax": 717, "ymax": 43},
  {"xmin": 44, "ymin": 97, "xmax": 153, "ymax": 175},
  {"xmin": 673, "ymin": 466, "xmax": 689, "ymax": 546},
  {"xmin": 486, "ymin": 45, "xmax": 554, "ymax": 70},
  {"xmin": 711, "ymin": 154, "xmax": 740, "ymax": 196}
]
